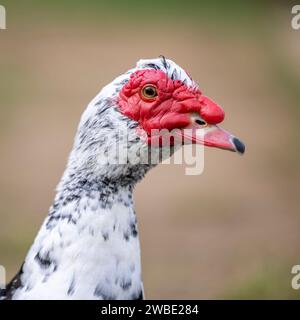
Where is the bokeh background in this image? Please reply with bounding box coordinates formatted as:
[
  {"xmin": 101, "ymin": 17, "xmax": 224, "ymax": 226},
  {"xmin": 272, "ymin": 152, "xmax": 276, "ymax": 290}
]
[{"xmin": 0, "ymin": 0, "xmax": 299, "ymax": 299}]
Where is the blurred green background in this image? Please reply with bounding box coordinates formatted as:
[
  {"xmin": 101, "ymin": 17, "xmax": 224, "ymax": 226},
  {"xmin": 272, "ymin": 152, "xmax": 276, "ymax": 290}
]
[{"xmin": 0, "ymin": 0, "xmax": 300, "ymax": 299}]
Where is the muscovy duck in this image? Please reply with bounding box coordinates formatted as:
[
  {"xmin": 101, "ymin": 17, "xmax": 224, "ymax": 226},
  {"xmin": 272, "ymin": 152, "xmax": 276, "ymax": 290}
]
[{"xmin": 1, "ymin": 57, "xmax": 244, "ymax": 300}]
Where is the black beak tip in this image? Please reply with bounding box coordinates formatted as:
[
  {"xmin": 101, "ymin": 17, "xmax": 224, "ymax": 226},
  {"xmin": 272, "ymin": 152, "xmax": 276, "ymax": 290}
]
[{"xmin": 232, "ymin": 137, "xmax": 245, "ymax": 155}]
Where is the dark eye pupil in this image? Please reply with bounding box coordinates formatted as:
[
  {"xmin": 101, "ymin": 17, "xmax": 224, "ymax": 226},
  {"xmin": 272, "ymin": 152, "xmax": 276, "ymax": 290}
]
[
  {"xmin": 146, "ymin": 88, "xmax": 154, "ymax": 95},
  {"xmin": 144, "ymin": 86, "xmax": 157, "ymax": 97}
]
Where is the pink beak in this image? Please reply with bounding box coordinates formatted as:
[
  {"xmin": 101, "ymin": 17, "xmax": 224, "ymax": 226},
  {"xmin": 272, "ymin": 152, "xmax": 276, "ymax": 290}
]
[
  {"xmin": 180, "ymin": 121, "xmax": 245, "ymax": 154},
  {"xmin": 179, "ymin": 94, "xmax": 245, "ymax": 154}
]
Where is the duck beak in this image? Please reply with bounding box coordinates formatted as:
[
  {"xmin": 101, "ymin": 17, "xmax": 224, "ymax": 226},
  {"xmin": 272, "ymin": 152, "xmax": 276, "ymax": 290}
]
[
  {"xmin": 202, "ymin": 125, "xmax": 245, "ymax": 154},
  {"xmin": 180, "ymin": 122, "xmax": 245, "ymax": 155}
]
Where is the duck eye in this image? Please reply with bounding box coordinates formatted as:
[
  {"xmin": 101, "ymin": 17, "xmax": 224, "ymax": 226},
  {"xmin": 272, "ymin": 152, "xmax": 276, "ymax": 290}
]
[{"xmin": 142, "ymin": 85, "xmax": 158, "ymax": 99}]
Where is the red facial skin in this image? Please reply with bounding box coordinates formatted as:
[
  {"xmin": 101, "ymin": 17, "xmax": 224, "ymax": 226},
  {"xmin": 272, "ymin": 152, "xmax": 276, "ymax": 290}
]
[{"xmin": 118, "ymin": 69, "xmax": 225, "ymax": 144}]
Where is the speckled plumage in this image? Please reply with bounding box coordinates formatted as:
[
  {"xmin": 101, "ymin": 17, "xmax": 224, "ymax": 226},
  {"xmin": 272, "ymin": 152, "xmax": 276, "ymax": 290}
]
[{"xmin": 2, "ymin": 57, "xmax": 194, "ymax": 300}]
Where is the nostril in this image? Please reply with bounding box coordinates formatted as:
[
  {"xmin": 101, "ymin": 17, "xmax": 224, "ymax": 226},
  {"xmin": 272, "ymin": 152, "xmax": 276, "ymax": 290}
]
[
  {"xmin": 232, "ymin": 137, "xmax": 245, "ymax": 154},
  {"xmin": 195, "ymin": 119, "xmax": 207, "ymax": 126}
]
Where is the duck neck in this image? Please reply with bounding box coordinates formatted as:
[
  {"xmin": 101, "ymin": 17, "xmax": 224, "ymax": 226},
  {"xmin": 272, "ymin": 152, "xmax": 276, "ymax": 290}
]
[{"xmin": 15, "ymin": 171, "xmax": 144, "ymax": 300}]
